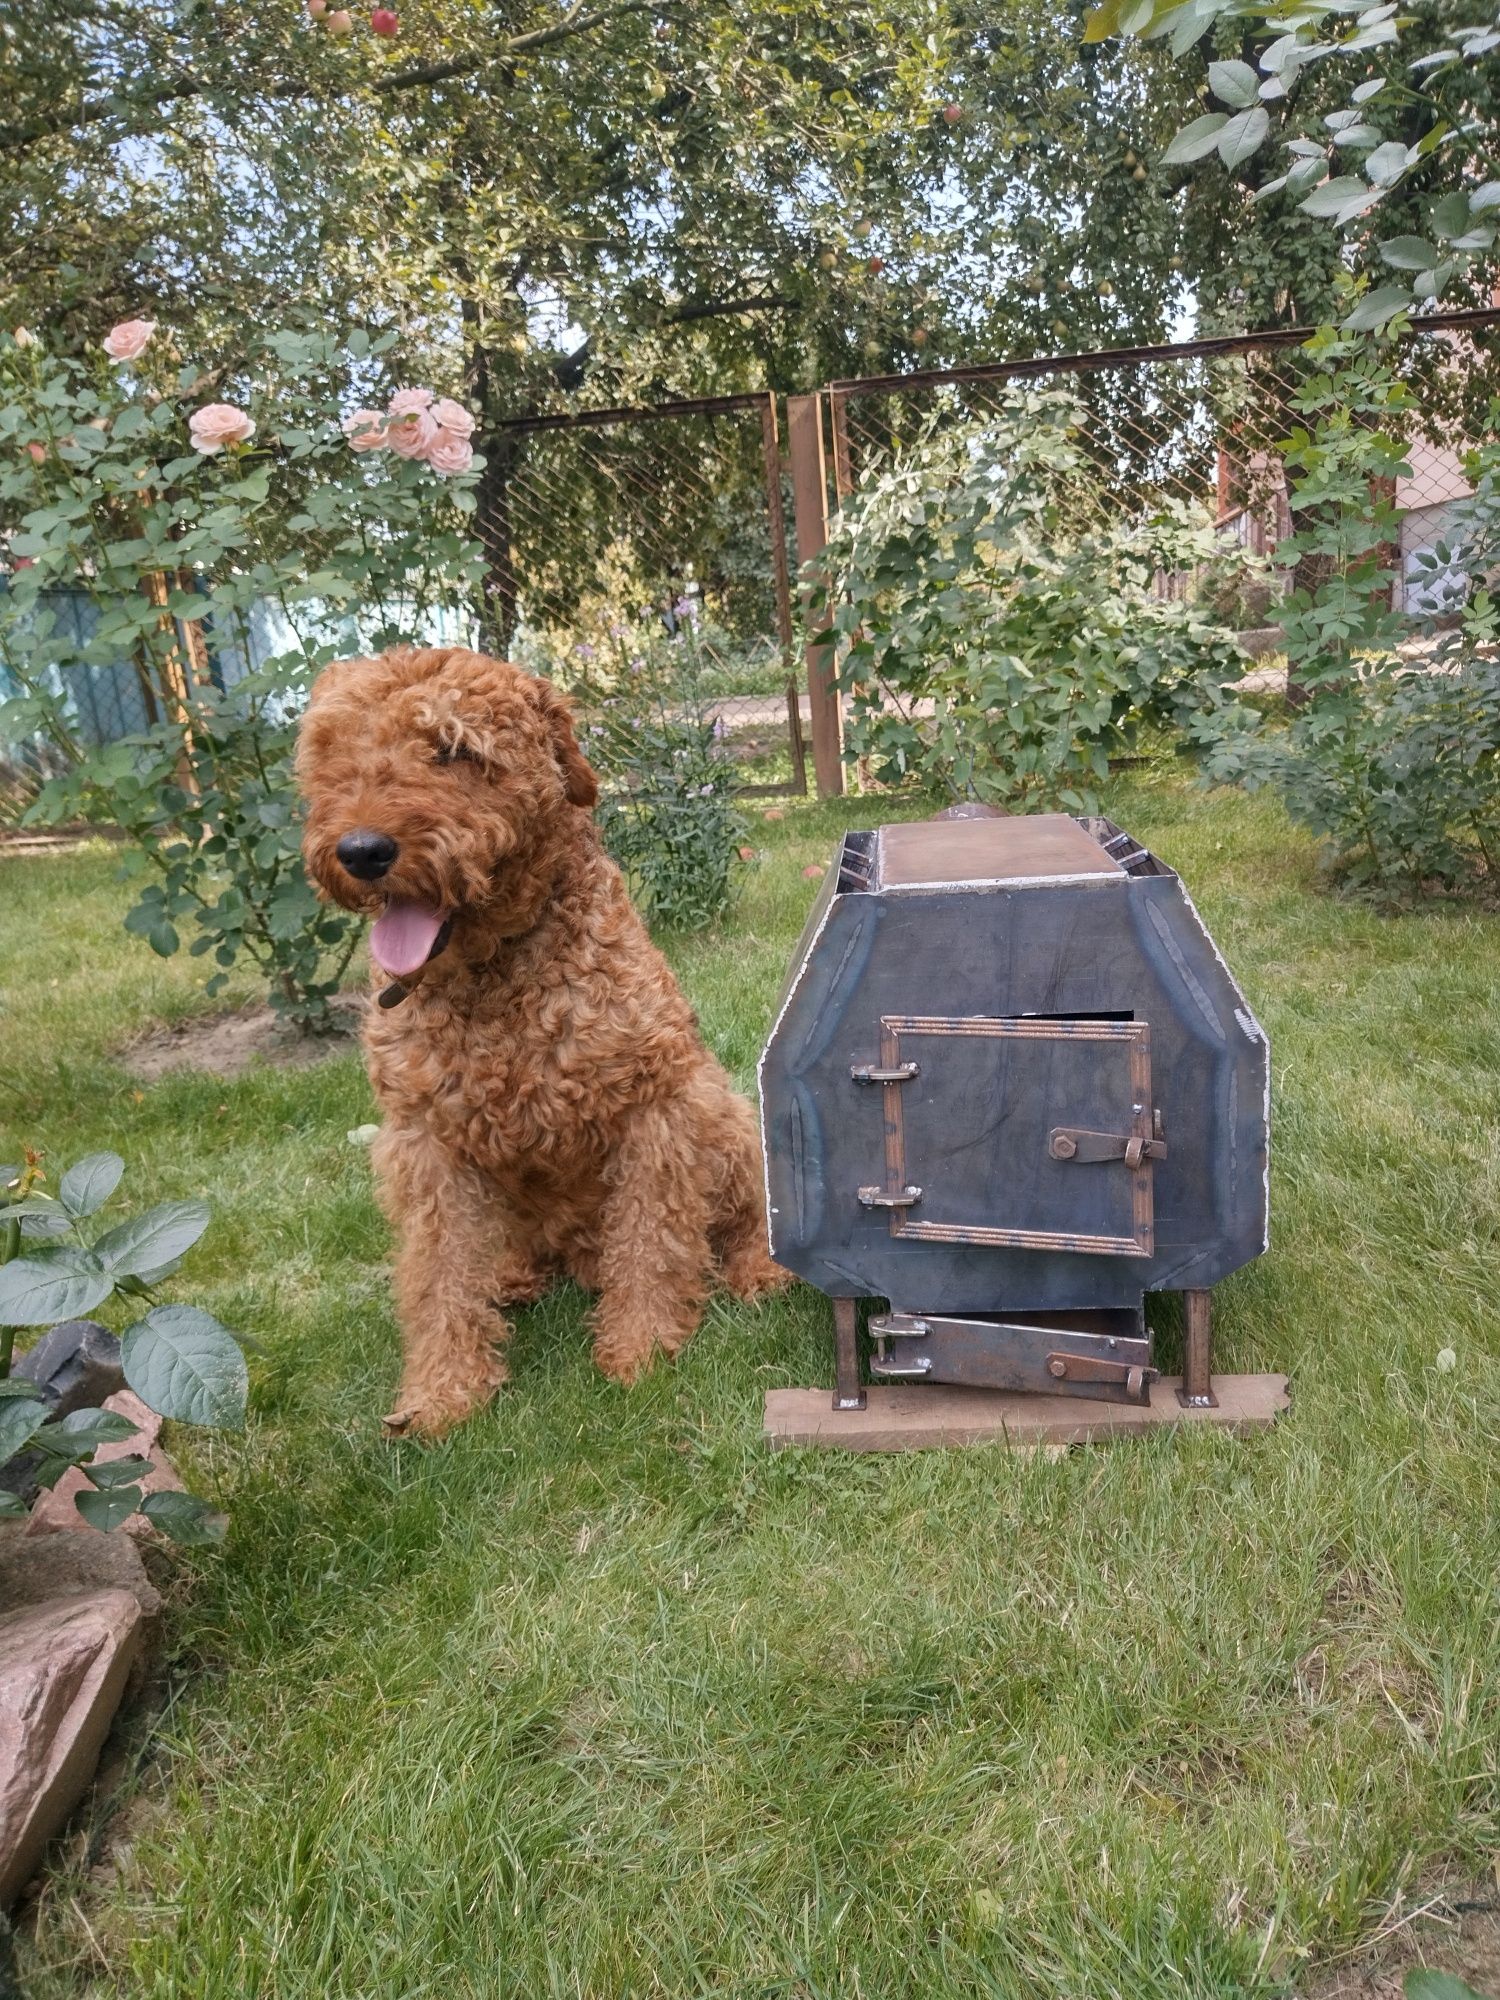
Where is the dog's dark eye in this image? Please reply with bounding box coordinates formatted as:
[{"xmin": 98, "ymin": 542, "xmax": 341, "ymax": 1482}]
[{"xmin": 434, "ymin": 743, "xmax": 480, "ymax": 767}]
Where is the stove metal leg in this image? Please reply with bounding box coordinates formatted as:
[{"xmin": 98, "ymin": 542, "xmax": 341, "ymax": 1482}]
[
  {"xmin": 832, "ymin": 1297, "xmax": 866, "ymax": 1412},
  {"xmin": 1178, "ymin": 1287, "xmax": 1218, "ymax": 1409}
]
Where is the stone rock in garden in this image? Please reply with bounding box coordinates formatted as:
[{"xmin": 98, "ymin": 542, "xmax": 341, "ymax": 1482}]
[
  {"xmin": 1, "ymin": 1322, "xmax": 126, "ymax": 1502},
  {"xmin": 0, "ymin": 1590, "xmax": 143, "ymax": 1908},
  {"xmin": 24, "ymin": 1391, "xmax": 185, "ymax": 1544},
  {"xmin": 0, "ymin": 1522, "xmax": 161, "ymax": 1633},
  {"xmin": 10, "ymin": 1321, "xmax": 124, "ymax": 1418}
]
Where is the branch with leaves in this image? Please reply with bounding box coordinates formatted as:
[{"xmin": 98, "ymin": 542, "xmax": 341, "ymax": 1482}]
[
  {"xmin": 0, "ymin": 0, "xmax": 683, "ymax": 153},
  {"xmin": 1087, "ymin": 0, "xmax": 1500, "ymax": 323}
]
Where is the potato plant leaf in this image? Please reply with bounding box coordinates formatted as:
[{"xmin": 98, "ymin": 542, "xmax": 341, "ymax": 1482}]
[
  {"xmin": 142, "ymin": 1490, "xmax": 228, "ymax": 1546},
  {"xmin": 74, "ymin": 1483, "xmax": 144, "ymax": 1532},
  {"xmin": 122, "ymin": 1305, "xmax": 247, "ymax": 1429},
  {"xmin": 92, "ymin": 1201, "xmax": 210, "ymax": 1280},
  {"xmin": 59, "ymin": 1152, "xmax": 125, "ymax": 1219},
  {"xmin": 0, "ymin": 1396, "xmax": 50, "ymax": 1463},
  {"xmin": 0, "ymin": 1258, "xmax": 114, "ymax": 1327}
]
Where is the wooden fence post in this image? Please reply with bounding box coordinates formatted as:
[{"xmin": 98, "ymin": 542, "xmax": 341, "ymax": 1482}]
[
  {"xmin": 786, "ymin": 391, "xmax": 844, "ymax": 799},
  {"xmin": 759, "ymin": 395, "xmax": 808, "ymax": 798}
]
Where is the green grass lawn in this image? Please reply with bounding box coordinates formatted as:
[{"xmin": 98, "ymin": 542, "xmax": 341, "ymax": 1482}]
[{"xmin": 3, "ymin": 776, "xmax": 1498, "ymax": 2000}]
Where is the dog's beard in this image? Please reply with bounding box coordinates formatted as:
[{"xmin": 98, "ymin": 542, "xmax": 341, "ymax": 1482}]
[{"xmin": 370, "ymin": 897, "xmax": 451, "ymax": 978}]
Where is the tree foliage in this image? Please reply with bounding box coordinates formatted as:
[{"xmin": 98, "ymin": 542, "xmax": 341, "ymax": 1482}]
[
  {"xmin": 4, "ymin": 1, "xmax": 1242, "ymax": 643},
  {"xmin": 1090, "ymin": 0, "xmax": 1500, "ymax": 328}
]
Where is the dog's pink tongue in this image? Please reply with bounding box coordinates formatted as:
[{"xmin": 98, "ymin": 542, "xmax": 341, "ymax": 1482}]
[{"xmin": 371, "ymin": 898, "xmax": 446, "ymax": 979}]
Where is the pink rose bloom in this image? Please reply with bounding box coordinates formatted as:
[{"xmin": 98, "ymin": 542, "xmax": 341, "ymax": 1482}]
[
  {"xmin": 342, "ymin": 408, "xmax": 388, "ymax": 451},
  {"xmin": 386, "ymin": 409, "xmax": 438, "ymax": 459},
  {"xmin": 102, "ymin": 318, "xmax": 157, "ymax": 362},
  {"xmin": 189, "ymin": 402, "xmax": 256, "ymax": 453},
  {"xmin": 386, "ymin": 387, "xmax": 434, "ymax": 418},
  {"xmin": 425, "ymin": 432, "xmax": 475, "ymax": 476},
  {"xmin": 429, "ymin": 397, "xmax": 476, "ymax": 439}
]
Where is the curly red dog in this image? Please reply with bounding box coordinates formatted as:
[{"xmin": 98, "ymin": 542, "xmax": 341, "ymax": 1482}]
[{"xmin": 297, "ymin": 644, "xmax": 787, "ymax": 1437}]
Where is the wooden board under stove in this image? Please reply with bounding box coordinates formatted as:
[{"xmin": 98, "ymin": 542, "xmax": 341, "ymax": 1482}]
[{"xmin": 764, "ymin": 1375, "xmax": 1291, "ymax": 1451}]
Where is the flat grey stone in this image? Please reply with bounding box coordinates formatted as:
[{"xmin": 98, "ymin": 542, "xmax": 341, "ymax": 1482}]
[
  {"xmin": 11, "ymin": 1321, "xmax": 124, "ymax": 1418},
  {"xmin": 2, "ymin": 1322, "xmax": 126, "ymax": 1501}
]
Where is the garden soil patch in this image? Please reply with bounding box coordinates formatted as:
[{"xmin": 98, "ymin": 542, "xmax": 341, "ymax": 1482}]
[
  {"xmin": 1301, "ymin": 1883, "xmax": 1500, "ymax": 1998},
  {"xmin": 122, "ymin": 993, "xmax": 365, "ymax": 1083}
]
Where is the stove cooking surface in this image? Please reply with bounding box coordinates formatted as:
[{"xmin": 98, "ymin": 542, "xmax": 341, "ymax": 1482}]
[{"xmin": 874, "ymin": 814, "xmax": 1124, "ymax": 890}]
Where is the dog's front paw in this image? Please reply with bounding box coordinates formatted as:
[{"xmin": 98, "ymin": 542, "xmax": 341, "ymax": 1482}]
[
  {"xmin": 722, "ymin": 1248, "xmax": 794, "ymax": 1303},
  {"xmin": 381, "ymin": 1376, "xmax": 505, "ymax": 1441},
  {"xmin": 591, "ymin": 1331, "xmax": 666, "ymax": 1386}
]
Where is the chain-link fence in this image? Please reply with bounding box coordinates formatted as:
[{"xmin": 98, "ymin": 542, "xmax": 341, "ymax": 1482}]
[
  {"xmin": 490, "ymin": 391, "xmax": 807, "ymax": 795},
  {"xmin": 827, "ymin": 309, "xmax": 1500, "ymax": 627},
  {"xmin": 8, "ymin": 314, "xmax": 1497, "ymax": 815}
]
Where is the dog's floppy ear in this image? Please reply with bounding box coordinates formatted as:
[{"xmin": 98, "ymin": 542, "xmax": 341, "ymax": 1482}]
[{"xmin": 532, "ymin": 678, "xmax": 598, "ymax": 808}]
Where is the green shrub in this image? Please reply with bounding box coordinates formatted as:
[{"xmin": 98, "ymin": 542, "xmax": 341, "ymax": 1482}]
[
  {"xmin": 564, "ymin": 606, "xmax": 749, "ymax": 930},
  {"xmin": 1204, "ymin": 329, "xmax": 1500, "ymax": 897},
  {"xmin": 806, "ymin": 387, "xmax": 1254, "ymax": 811},
  {"xmin": 512, "ymin": 547, "xmax": 789, "ymax": 700}
]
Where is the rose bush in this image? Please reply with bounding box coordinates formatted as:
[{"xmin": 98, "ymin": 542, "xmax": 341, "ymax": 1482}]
[{"xmin": 0, "ymin": 320, "xmax": 486, "ymax": 1028}]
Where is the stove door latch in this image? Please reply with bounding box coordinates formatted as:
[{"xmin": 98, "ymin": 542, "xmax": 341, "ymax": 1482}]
[{"xmin": 1048, "ymin": 1111, "xmax": 1166, "ymax": 1169}]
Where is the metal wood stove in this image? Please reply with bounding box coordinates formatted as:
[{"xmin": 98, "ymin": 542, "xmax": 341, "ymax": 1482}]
[{"xmin": 759, "ymin": 807, "xmax": 1271, "ymax": 1425}]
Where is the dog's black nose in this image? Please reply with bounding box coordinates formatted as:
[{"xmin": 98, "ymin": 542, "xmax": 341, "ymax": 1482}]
[{"xmin": 336, "ymin": 829, "xmax": 399, "ymax": 880}]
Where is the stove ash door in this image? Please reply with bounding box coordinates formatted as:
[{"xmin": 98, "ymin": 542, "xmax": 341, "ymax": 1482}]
[{"xmin": 855, "ymin": 1016, "xmax": 1160, "ymax": 1259}]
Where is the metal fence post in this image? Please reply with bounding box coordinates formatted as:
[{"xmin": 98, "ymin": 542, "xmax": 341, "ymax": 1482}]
[{"xmin": 786, "ymin": 391, "xmax": 844, "ymax": 799}]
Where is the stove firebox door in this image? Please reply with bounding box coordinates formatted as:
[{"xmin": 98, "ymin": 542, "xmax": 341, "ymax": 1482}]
[{"xmin": 857, "ymin": 1016, "xmax": 1156, "ymax": 1258}]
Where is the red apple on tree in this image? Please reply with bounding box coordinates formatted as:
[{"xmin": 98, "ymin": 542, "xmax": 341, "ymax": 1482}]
[
  {"xmin": 306, "ymin": 0, "xmax": 327, "ymax": 14},
  {"xmin": 371, "ymin": 6, "xmax": 399, "ymax": 33},
  {"xmin": 866, "ymin": 255, "xmax": 884, "ymax": 274},
  {"xmin": 941, "ymin": 103, "xmax": 963, "ymax": 124},
  {"xmin": 326, "ymin": 7, "xmax": 353, "ymax": 31}
]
